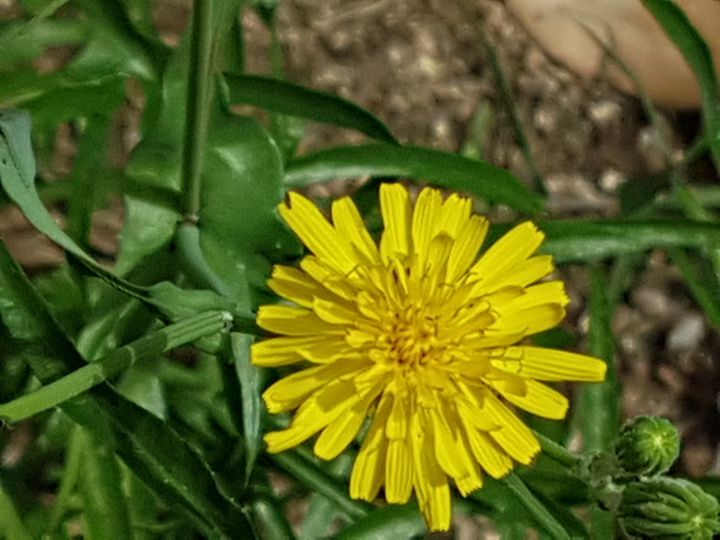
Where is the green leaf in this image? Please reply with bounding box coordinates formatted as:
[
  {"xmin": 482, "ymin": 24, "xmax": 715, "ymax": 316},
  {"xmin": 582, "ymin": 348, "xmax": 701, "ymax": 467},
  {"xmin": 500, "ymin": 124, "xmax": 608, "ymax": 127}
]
[
  {"xmin": 540, "ymin": 219, "xmax": 720, "ymax": 263},
  {"xmin": 199, "ymin": 111, "xmax": 299, "ymax": 305},
  {"xmin": 77, "ymin": 427, "xmax": 133, "ymax": 540},
  {"xmin": 231, "ymin": 333, "xmax": 264, "ymax": 483},
  {"xmin": 0, "ymin": 109, "xmax": 151, "ymax": 300},
  {"xmin": 299, "ymin": 453, "xmax": 353, "ymax": 539},
  {"xmin": 116, "ymin": 189, "xmax": 180, "ymax": 275},
  {"xmin": 0, "ymin": 484, "xmax": 33, "ymax": 540},
  {"xmin": 284, "ymin": 144, "xmax": 543, "ymax": 214},
  {"xmin": 222, "ymin": 73, "xmax": 397, "ymax": 143},
  {"xmin": 0, "ymin": 243, "xmax": 251, "ymax": 537},
  {"xmin": 271, "ymin": 451, "xmax": 371, "ymax": 521},
  {"xmin": 670, "ymin": 247, "xmax": 720, "ymax": 325},
  {"xmin": 0, "ymin": 19, "xmax": 87, "ymax": 67},
  {"xmin": 642, "ymin": 0, "xmax": 720, "ymax": 171},
  {"xmin": 250, "ymin": 496, "xmax": 294, "ymax": 540},
  {"xmin": 0, "ymin": 310, "xmax": 231, "ymax": 423},
  {"xmin": 502, "ymin": 474, "xmax": 570, "ymax": 539},
  {"xmin": 335, "ymin": 504, "xmax": 426, "ymax": 540}
]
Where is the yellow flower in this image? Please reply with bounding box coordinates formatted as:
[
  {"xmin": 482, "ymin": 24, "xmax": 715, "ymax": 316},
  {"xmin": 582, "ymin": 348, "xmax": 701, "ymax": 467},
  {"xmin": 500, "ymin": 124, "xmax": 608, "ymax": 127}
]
[{"xmin": 252, "ymin": 183, "xmax": 606, "ymax": 531}]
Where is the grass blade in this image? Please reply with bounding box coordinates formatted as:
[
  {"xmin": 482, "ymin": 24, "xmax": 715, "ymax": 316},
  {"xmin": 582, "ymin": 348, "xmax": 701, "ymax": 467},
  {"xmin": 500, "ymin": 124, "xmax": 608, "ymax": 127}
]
[{"xmin": 642, "ymin": 0, "xmax": 720, "ymax": 171}]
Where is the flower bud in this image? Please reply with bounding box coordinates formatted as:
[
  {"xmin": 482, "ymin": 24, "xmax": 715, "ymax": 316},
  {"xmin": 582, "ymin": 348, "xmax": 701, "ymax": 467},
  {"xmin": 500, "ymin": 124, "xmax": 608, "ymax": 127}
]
[
  {"xmin": 615, "ymin": 416, "xmax": 680, "ymax": 477},
  {"xmin": 618, "ymin": 477, "xmax": 720, "ymax": 539}
]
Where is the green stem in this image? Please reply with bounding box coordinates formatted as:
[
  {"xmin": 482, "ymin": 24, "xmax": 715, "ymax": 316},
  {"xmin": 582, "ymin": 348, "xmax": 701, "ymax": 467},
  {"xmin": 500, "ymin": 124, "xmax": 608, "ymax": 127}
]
[
  {"xmin": 48, "ymin": 425, "xmax": 85, "ymax": 531},
  {"xmin": 0, "ymin": 485, "xmax": 33, "ymax": 540},
  {"xmin": 534, "ymin": 430, "xmax": 580, "ymax": 468},
  {"xmin": 502, "ymin": 473, "xmax": 569, "ymax": 539},
  {"xmin": 181, "ymin": 0, "xmax": 214, "ymax": 220},
  {"xmin": 0, "ymin": 311, "xmax": 232, "ymax": 423},
  {"xmin": 270, "ymin": 451, "xmax": 370, "ymax": 521}
]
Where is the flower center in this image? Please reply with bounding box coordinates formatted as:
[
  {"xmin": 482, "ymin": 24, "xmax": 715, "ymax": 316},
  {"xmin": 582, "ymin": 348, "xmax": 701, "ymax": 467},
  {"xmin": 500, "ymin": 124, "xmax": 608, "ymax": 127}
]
[{"xmin": 383, "ymin": 304, "xmax": 445, "ymax": 368}]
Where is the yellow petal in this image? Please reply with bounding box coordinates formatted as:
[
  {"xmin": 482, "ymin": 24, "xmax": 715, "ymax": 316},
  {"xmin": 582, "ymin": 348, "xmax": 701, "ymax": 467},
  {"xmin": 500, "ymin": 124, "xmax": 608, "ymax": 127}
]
[
  {"xmin": 314, "ymin": 376, "xmax": 385, "ymax": 460},
  {"xmin": 312, "ymin": 297, "xmax": 363, "ymax": 326},
  {"xmin": 437, "ymin": 193, "xmax": 473, "ymax": 238},
  {"xmin": 315, "ymin": 399, "xmax": 370, "ymax": 460},
  {"xmin": 262, "ymin": 358, "xmax": 371, "ymax": 413},
  {"xmin": 490, "ymin": 346, "xmax": 607, "ymax": 381},
  {"xmin": 428, "ymin": 406, "xmax": 468, "ymax": 480},
  {"xmin": 268, "ymin": 265, "xmax": 347, "ymax": 309},
  {"xmin": 411, "ymin": 410, "xmax": 451, "ymax": 531},
  {"xmin": 483, "ymin": 393, "xmax": 540, "ymax": 465},
  {"xmin": 491, "ymin": 254, "xmax": 555, "ymax": 290},
  {"xmin": 385, "ymin": 392, "xmax": 408, "ymax": 440},
  {"xmin": 292, "ymin": 379, "xmax": 357, "ymax": 429},
  {"xmin": 265, "ymin": 425, "xmax": 317, "ymax": 453},
  {"xmin": 463, "ymin": 425, "xmax": 513, "ymax": 479},
  {"xmin": 385, "ymin": 439, "xmax": 413, "ymax": 503},
  {"xmin": 299, "ymin": 256, "xmax": 357, "ymax": 300},
  {"xmin": 350, "ymin": 393, "xmax": 392, "ymax": 500},
  {"xmin": 471, "ymin": 222, "xmax": 544, "ymax": 283},
  {"xmin": 489, "ymin": 304, "xmax": 566, "ymax": 337},
  {"xmin": 488, "ymin": 374, "xmax": 569, "ymax": 420},
  {"xmin": 257, "ymin": 305, "xmax": 343, "ymax": 336},
  {"xmin": 279, "ymin": 192, "xmax": 356, "ymax": 273},
  {"xmin": 379, "ymin": 183, "xmax": 412, "ymax": 263},
  {"xmin": 446, "ymin": 215, "xmax": 489, "ymax": 283},
  {"xmin": 251, "ymin": 335, "xmax": 354, "ymax": 366},
  {"xmin": 332, "ymin": 196, "xmax": 381, "ymax": 265},
  {"xmin": 411, "ymin": 188, "xmax": 444, "ymax": 270}
]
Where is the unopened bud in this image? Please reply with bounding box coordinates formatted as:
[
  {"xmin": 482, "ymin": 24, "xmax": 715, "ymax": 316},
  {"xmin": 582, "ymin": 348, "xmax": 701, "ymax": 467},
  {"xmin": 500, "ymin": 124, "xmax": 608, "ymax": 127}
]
[
  {"xmin": 618, "ymin": 477, "xmax": 720, "ymax": 539},
  {"xmin": 615, "ymin": 416, "xmax": 680, "ymax": 477}
]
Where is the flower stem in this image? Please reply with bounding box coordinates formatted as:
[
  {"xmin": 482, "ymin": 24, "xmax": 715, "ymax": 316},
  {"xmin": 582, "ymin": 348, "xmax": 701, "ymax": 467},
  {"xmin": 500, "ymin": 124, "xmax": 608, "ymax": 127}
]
[
  {"xmin": 534, "ymin": 430, "xmax": 581, "ymax": 468},
  {"xmin": 181, "ymin": 0, "xmax": 214, "ymax": 221},
  {"xmin": 0, "ymin": 311, "xmax": 232, "ymax": 423}
]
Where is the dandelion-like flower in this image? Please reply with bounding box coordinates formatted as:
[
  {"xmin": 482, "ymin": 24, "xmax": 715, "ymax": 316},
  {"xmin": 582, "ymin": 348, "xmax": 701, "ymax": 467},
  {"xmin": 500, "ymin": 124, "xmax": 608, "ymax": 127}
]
[{"xmin": 252, "ymin": 183, "xmax": 606, "ymax": 530}]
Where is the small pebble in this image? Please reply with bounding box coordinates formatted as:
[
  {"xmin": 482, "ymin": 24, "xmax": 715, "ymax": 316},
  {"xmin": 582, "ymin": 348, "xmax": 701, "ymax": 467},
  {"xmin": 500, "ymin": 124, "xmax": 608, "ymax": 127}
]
[{"xmin": 666, "ymin": 312, "xmax": 706, "ymax": 352}]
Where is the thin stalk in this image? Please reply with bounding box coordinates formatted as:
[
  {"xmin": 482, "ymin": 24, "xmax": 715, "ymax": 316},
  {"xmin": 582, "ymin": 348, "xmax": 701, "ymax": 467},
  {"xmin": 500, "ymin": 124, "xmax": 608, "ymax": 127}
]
[
  {"xmin": 503, "ymin": 474, "xmax": 569, "ymax": 540},
  {"xmin": 0, "ymin": 311, "xmax": 232, "ymax": 423},
  {"xmin": 270, "ymin": 451, "xmax": 370, "ymax": 521},
  {"xmin": 181, "ymin": 0, "xmax": 214, "ymax": 221},
  {"xmin": 534, "ymin": 430, "xmax": 580, "ymax": 468},
  {"xmin": 48, "ymin": 426, "xmax": 85, "ymax": 531},
  {"xmin": 482, "ymin": 38, "xmax": 545, "ymax": 196}
]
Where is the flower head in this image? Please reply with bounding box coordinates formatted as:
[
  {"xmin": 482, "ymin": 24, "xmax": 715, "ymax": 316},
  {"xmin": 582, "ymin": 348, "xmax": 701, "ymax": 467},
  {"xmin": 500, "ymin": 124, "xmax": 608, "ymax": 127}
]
[
  {"xmin": 618, "ymin": 477, "xmax": 720, "ymax": 539},
  {"xmin": 252, "ymin": 183, "xmax": 606, "ymax": 530},
  {"xmin": 615, "ymin": 416, "xmax": 681, "ymax": 478}
]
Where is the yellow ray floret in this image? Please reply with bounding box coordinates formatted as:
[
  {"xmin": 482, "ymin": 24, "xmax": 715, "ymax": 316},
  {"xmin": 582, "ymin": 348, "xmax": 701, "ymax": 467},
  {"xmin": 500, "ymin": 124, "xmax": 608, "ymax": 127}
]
[{"xmin": 253, "ymin": 183, "xmax": 606, "ymax": 531}]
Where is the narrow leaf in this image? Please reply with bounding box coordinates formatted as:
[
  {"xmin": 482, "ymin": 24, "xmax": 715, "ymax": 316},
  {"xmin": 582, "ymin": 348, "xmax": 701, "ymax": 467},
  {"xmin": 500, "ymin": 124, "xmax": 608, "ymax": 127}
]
[
  {"xmin": 77, "ymin": 427, "xmax": 133, "ymax": 540},
  {"xmin": 540, "ymin": 219, "xmax": 720, "ymax": 263},
  {"xmin": 335, "ymin": 504, "xmax": 426, "ymax": 540},
  {"xmin": 642, "ymin": 0, "xmax": 720, "ymax": 170},
  {"xmin": 231, "ymin": 333, "xmax": 264, "ymax": 483},
  {"xmin": 284, "ymin": 144, "xmax": 543, "ymax": 214},
  {"xmin": 223, "ymin": 73, "xmax": 397, "ymax": 143},
  {"xmin": 502, "ymin": 473, "xmax": 570, "ymax": 540}
]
